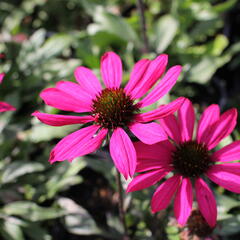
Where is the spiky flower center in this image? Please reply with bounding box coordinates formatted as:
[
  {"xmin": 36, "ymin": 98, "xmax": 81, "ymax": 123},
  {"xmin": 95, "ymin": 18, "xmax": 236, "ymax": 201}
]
[
  {"xmin": 187, "ymin": 210, "xmax": 213, "ymax": 237},
  {"xmin": 172, "ymin": 141, "xmax": 212, "ymax": 178},
  {"xmin": 91, "ymin": 88, "xmax": 139, "ymax": 129}
]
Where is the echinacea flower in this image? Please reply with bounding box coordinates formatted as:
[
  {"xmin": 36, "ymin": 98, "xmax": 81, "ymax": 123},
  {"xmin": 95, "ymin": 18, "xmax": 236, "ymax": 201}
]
[
  {"xmin": 127, "ymin": 99, "xmax": 239, "ymax": 226},
  {"xmin": 33, "ymin": 52, "xmax": 185, "ymax": 179},
  {"xmin": 0, "ymin": 73, "xmax": 16, "ymax": 112}
]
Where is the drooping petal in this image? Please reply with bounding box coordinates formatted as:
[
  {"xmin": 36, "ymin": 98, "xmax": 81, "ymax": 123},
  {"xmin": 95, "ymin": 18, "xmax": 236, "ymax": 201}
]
[
  {"xmin": 100, "ymin": 52, "xmax": 122, "ymax": 89},
  {"xmin": 0, "ymin": 101, "xmax": 16, "ymax": 112},
  {"xmin": 129, "ymin": 122, "xmax": 167, "ymax": 145},
  {"xmin": 160, "ymin": 115, "xmax": 181, "ymax": 143},
  {"xmin": 49, "ymin": 125, "xmax": 107, "ymax": 163},
  {"xmin": 40, "ymin": 88, "xmax": 91, "ymax": 112},
  {"xmin": 195, "ymin": 178, "xmax": 217, "ymax": 228},
  {"xmin": 0, "ymin": 73, "xmax": 5, "ymax": 84},
  {"xmin": 127, "ymin": 168, "xmax": 170, "ymax": 192},
  {"xmin": 124, "ymin": 59, "xmax": 150, "ymax": 98},
  {"xmin": 32, "ymin": 111, "xmax": 94, "ymax": 126},
  {"xmin": 135, "ymin": 97, "xmax": 186, "ymax": 123},
  {"xmin": 134, "ymin": 140, "xmax": 174, "ymax": 172},
  {"xmin": 0, "ymin": 73, "xmax": 15, "ymax": 112},
  {"xmin": 205, "ymin": 108, "xmax": 237, "ymax": 150},
  {"xmin": 197, "ymin": 104, "xmax": 220, "ymax": 145},
  {"xmin": 151, "ymin": 175, "xmax": 181, "ymax": 213},
  {"xmin": 128, "ymin": 54, "xmax": 168, "ymax": 100},
  {"xmin": 212, "ymin": 140, "xmax": 240, "ymax": 162},
  {"xmin": 178, "ymin": 98, "xmax": 195, "ymax": 142},
  {"xmin": 74, "ymin": 66, "xmax": 102, "ymax": 97},
  {"xmin": 56, "ymin": 80, "xmax": 93, "ymax": 105},
  {"xmin": 207, "ymin": 166, "xmax": 240, "ymax": 193},
  {"xmin": 110, "ymin": 128, "xmax": 136, "ymax": 179},
  {"xmin": 174, "ymin": 178, "xmax": 193, "ymax": 226},
  {"xmin": 138, "ymin": 65, "xmax": 182, "ymax": 108}
]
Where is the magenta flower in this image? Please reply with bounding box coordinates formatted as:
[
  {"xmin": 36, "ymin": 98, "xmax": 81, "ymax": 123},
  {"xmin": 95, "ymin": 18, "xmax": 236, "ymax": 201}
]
[
  {"xmin": 33, "ymin": 52, "xmax": 184, "ymax": 178},
  {"xmin": 0, "ymin": 73, "xmax": 16, "ymax": 112},
  {"xmin": 127, "ymin": 99, "xmax": 239, "ymax": 227}
]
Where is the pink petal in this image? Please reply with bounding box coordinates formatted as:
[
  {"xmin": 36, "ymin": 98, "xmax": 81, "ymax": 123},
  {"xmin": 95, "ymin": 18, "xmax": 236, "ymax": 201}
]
[
  {"xmin": 207, "ymin": 165, "xmax": 240, "ymax": 193},
  {"xmin": 174, "ymin": 178, "xmax": 193, "ymax": 226},
  {"xmin": 178, "ymin": 98, "xmax": 195, "ymax": 142},
  {"xmin": 100, "ymin": 52, "xmax": 122, "ymax": 89},
  {"xmin": 129, "ymin": 54, "xmax": 168, "ymax": 99},
  {"xmin": 195, "ymin": 178, "xmax": 217, "ymax": 228},
  {"xmin": 0, "ymin": 73, "xmax": 15, "ymax": 112},
  {"xmin": 40, "ymin": 88, "xmax": 91, "ymax": 113},
  {"xmin": 0, "ymin": 101, "xmax": 16, "ymax": 112},
  {"xmin": 128, "ymin": 54, "xmax": 168, "ymax": 99},
  {"xmin": 136, "ymin": 159, "xmax": 173, "ymax": 173},
  {"xmin": 74, "ymin": 66, "xmax": 102, "ymax": 97},
  {"xmin": 56, "ymin": 80, "xmax": 93, "ymax": 106},
  {"xmin": 124, "ymin": 59, "xmax": 150, "ymax": 98},
  {"xmin": 212, "ymin": 140, "xmax": 240, "ymax": 162},
  {"xmin": 160, "ymin": 114, "xmax": 181, "ymax": 143},
  {"xmin": 209, "ymin": 163, "xmax": 240, "ymax": 175},
  {"xmin": 197, "ymin": 104, "xmax": 220, "ymax": 144},
  {"xmin": 138, "ymin": 65, "xmax": 182, "ymax": 108},
  {"xmin": 32, "ymin": 111, "xmax": 94, "ymax": 126},
  {"xmin": 0, "ymin": 73, "xmax": 5, "ymax": 84},
  {"xmin": 129, "ymin": 122, "xmax": 167, "ymax": 145},
  {"xmin": 49, "ymin": 125, "xmax": 107, "ymax": 163},
  {"xmin": 205, "ymin": 108, "xmax": 237, "ymax": 150},
  {"xmin": 151, "ymin": 175, "xmax": 181, "ymax": 213},
  {"xmin": 135, "ymin": 97, "xmax": 186, "ymax": 122},
  {"xmin": 127, "ymin": 169, "xmax": 170, "ymax": 192},
  {"xmin": 110, "ymin": 128, "xmax": 136, "ymax": 179},
  {"xmin": 134, "ymin": 140, "xmax": 174, "ymax": 162},
  {"xmin": 134, "ymin": 140, "xmax": 174, "ymax": 172}
]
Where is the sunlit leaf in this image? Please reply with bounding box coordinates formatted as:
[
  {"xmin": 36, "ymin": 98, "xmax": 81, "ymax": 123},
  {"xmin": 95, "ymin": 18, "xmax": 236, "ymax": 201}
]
[
  {"xmin": 90, "ymin": 7, "xmax": 140, "ymax": 46},
  {"xmin": 1, "ymin": 161, "xmax": 45, "ymax": 184},
  {"xmin": 3, "ymin": 201, "xmax": 64, "ymax": 221},
  {"xmin": 154, "ymin": 14, "xmax": 178, "ymax": 53},
  {"xmin": 58, "ymin": 197, "xmax": 101, "ymax": 235}
]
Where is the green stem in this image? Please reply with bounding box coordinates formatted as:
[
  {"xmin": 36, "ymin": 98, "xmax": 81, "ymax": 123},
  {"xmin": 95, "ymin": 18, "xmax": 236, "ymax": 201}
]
[
  {"xmin": 136, "ymin": 0, "xmax": 149, "ymax": 53},
  {"xmin": 115, "ymin": 170, "xmax": 130, "ymax": 240}
]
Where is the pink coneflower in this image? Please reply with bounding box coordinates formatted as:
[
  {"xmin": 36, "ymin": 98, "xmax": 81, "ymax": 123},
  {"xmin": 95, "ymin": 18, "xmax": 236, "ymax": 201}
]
[
  {"xmin": 0, "ymin": 73, "xmax": 16, "ymax": 112},
  {"xmin": 127, "ymin": 99, "xmax": 239, "ymax": 226},
  {"xmin": 33, "ymin": 52, "xmax": 184, "ymax": 179}
]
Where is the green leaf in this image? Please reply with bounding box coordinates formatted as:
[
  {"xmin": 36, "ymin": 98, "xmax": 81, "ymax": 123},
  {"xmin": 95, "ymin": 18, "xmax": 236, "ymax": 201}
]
[
  {"xmin": 207, "ymin": 34, "xmax": 228, "ymax": 56},
  {"xmin": 58, "ymin": 198, "xmax": 101, "ymax": 235},
  {"xmin": 213, "ymin": 0, "xmax": 237, "ymax": 13},
  {"xmin": 0, "ymin": 218, "xmax": 24, "ymax": 240},
  {"xmin": 24, "ymin": 123, "xmax": 78, "ymax": 143},
  {"xmin": 28, "ymin": 29, "xmax": 46, "ymax": 49},
  {"xmin": 23, "ymin": 223, "xmax": 52, "ymax": 240},
  {"xmin": 1, "ymin": 162, "xmax": 45, "ymax": 184},
  {"xmin": 41, "ymin": 160, "xmax": 85, "ymax": 200},
  {"xmin": 90, "ymin": 7, "xmax": 140, "ymax": 46},
  {"xmin": 3, "ymin": 201, "xmax": 64, "ymax": 221},
  {"xmin": 38, "ymin": 33, "xmax": 73, "ymax": 60},
  {"xmin": 216, "ymin": 194, "xmax": 239, "ymax": 213},
  {"xmin": 154, "ymin": 14, "xmax": 178, "ymax": 53},
  {"xmin": 218, "ymin": 216, "xmax": 240, "ymax": 236},
  {"xmin": 186, "ymin": 55, "xmax": 231, "ymax": 84}
]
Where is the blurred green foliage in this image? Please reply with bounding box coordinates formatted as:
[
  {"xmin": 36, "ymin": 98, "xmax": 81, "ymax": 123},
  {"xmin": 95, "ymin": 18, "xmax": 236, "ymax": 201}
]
[{"xmin": 1, "ymin": 0, "xmax": 240, "ymax": 239}]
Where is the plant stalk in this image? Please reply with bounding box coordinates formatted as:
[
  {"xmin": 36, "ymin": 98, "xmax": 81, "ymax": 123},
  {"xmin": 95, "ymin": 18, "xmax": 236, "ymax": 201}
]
[
  {"xmin": 136, "ymin": 0, "xmax": 149, "ymax": 53},
  {"xmin": 116, "ymin": 170, "xmax": 130, "ymax": 240}
]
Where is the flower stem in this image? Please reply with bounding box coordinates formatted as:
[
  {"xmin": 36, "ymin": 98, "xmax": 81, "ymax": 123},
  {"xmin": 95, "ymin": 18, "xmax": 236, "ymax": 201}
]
[
  {"xmin": 136, "ymin": 0, "xmax": 149, "ymax": 53},
  {"xmin": 115, "ymin": 170, "xmax": 130, "ymax": 240}
]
